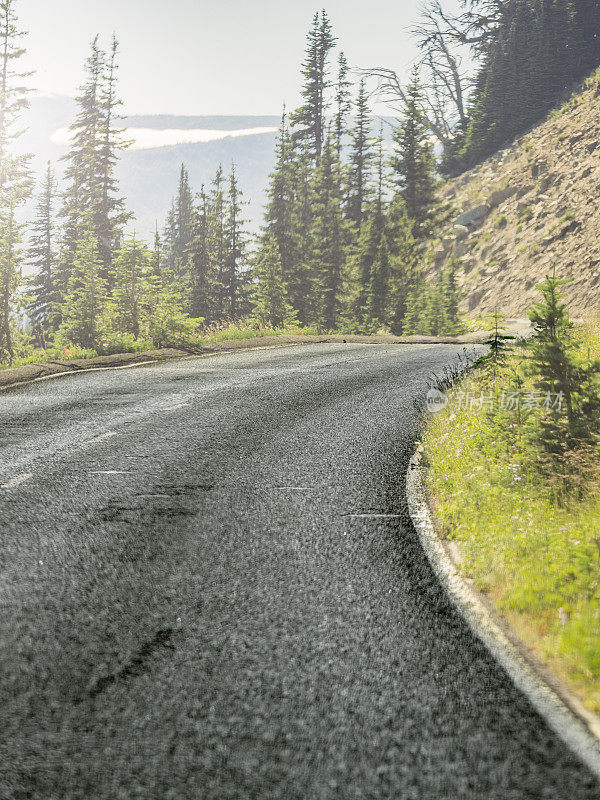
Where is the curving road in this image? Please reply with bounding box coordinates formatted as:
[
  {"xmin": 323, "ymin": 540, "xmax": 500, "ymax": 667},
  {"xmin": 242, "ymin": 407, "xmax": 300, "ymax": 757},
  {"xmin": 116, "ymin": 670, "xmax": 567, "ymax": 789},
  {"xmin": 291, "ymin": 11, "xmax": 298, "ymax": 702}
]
[{"xmin": 0, "ymin": 343, "xmax": 598, "ymax": 799}]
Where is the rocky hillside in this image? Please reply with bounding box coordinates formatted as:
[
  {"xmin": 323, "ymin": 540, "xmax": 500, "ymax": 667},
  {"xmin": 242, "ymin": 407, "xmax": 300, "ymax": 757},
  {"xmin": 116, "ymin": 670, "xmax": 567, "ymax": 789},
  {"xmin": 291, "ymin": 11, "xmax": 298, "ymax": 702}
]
[{"xmin": 430, "ymin": 68, "xmax": 600, "ymax": 319}]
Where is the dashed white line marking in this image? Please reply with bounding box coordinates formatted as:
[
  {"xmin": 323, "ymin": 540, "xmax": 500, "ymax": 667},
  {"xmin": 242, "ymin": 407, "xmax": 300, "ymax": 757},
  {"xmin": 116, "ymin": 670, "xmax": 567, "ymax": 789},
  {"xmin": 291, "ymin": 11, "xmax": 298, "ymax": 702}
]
[
  {"xmin": 164, "ymin": 402, "xmax": 190, "ymax": 411},
  {"xmin": 88, "ymin": 470, "xmax": 132, "ymax": 475},
  {"xmin": 88, "ymin": 431, "xmax": 118, "ymax": 444},
  {"xmin": 1, "ymin": 473, "xmax": 33, "ymax": 489}
]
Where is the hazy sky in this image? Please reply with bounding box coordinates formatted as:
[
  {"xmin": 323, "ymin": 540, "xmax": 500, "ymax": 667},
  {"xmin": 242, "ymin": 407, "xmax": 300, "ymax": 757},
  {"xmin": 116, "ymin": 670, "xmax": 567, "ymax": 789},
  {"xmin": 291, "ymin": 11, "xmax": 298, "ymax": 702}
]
[{"xmin": 19, "ymin": 0, "xmax": 462, "ymax": 116}]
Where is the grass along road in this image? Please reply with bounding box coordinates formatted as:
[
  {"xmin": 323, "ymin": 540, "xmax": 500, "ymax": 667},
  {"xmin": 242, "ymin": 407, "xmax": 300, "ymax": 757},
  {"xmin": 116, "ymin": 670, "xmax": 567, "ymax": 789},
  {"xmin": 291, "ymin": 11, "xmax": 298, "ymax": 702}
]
[{"xmin": 424, "ymin": 320, "xmax": 600, "ymax": 715}]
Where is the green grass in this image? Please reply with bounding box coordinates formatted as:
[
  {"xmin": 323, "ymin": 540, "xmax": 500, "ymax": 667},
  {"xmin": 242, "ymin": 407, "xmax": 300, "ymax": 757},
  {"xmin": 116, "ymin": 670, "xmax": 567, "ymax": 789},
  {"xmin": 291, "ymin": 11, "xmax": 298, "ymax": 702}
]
[
  {"xmin": 423, "ymin": 322, "xmax": 600, "ymax": 712},
  {"xmin": 199, "ymin": 322, "xmax": 319, "ymax": 343},
  {"xmin": 1, "ymin": 344, "xmax": 101, "ymax": 371},
  {"xmin": 0, "ymin": 323, "xmax": 321, "ymax": 371}
]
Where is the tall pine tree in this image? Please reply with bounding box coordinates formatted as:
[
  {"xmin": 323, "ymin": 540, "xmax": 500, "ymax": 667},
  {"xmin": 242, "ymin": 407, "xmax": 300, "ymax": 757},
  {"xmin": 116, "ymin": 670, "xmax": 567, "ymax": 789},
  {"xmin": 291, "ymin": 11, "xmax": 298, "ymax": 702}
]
[
  {"xmin": 251, "ymin": 233, "xmax": 297, "ymax": 328},
  {"xmin": 391, "ymin": 69, "xmax": 436, "ymax": 238},
  {"xmin": 311, "ymin": 133, "xmax": 347, "ymax": 330},
  {"xmin": 290, "ymin": 10, "xmax": 336, "ymax": 160},
  {"xmin": 0, "ymin": 0, "xmax": 33, "ymax": 362},
  {"xmin": 346, "ymin": 80, "xmax": 374, "ymax": 228},
  {"xmin": 27, "ymin": 162, "xmax": 56, "ymax": 345}
]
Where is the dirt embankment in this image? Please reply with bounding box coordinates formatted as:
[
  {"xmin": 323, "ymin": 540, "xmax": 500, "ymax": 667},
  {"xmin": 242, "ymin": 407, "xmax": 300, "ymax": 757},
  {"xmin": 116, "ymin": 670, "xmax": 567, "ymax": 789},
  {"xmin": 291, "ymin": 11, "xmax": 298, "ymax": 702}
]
[{"xmin": 429, "ymin": 69, "xmax": 600, "ymax": 318}]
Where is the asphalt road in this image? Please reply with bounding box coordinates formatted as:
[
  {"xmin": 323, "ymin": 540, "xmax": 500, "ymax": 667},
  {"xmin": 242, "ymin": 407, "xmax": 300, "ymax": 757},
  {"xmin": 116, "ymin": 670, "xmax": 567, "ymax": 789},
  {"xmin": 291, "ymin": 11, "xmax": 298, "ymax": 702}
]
[{"xmin": 0, "ymin": 343, "xmax": 598, "ymax": 800}]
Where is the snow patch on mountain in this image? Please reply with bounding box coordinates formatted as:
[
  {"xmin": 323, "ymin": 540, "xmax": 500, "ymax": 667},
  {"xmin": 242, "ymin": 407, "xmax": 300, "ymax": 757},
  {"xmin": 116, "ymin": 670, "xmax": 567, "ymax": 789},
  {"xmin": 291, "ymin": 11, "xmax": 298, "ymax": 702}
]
[{"xmin": 50, "ymin": 125, "xmax": 278, "ymax": 150}]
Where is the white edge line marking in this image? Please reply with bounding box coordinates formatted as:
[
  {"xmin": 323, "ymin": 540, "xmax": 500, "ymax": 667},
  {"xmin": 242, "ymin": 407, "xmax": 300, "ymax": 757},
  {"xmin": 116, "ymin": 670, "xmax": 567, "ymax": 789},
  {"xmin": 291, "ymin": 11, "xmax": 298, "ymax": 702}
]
[
  {"xmin": 345, "ymin": 513, "xmax": 403, "ymax": 519},
  {"xmin": 406, "ymin": 444, "xmax": 600, "ymax": 780},
  {"xmin": 1, "ymin": 472, "xmax": 33, "ymax": 489}
]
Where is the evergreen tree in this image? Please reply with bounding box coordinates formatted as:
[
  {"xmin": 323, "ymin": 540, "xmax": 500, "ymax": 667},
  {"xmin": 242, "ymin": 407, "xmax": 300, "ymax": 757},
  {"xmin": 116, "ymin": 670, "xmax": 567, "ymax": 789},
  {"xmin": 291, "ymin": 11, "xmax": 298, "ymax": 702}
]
[
  {"xmin": 442, "ymin": 262, "xmax": 461, "ymax": 334},
  {"xmin": 60, "ymin": 35, "xmax": 130, "ymax": 286},
  {"xmin": 251, "ymin": 233, "xmax": 297, "ymax": 328},
  {"xmin": 391, "ymin": 69, "xmax": 437, "ymax": 238},
  {"xmin": 354, "ymin": 135, "xmax": 387, "ymax": 328},
  {"xmin": 263, "ymin": 110, "xmax": 300, "ymax": 304},
  {"xmin": 446, "ymin": 0, "xmax": 600, "ymax": 174},
  {"xmin": 367, "ymin": 236, "xmax": 390, "ymax": 329},
  {"xmin": 57, "ymin": 229, "xmax": 108, "ymax": 350},
  {"xmin": 164, "ymin": 163, "xmax": 193, "ymax": 275},
  {"xmin": 424, "ymin": 280, "xmax": 446, "ymax": 335},
  {"xmin": 346, "ymin": 80, "xmax": 374, "ymax": 228},
  {"xmin": 311, "ymin": 133, "xmax": 347, "ymax": 330},
  {"xmin": 95, "ymin": 35, "xmax": 132, "ymax": 279},
  {"xmin": 387, "ymin": 196, "xmax": 418, "ymax": 335},
  {"xmin": 151, "ymin": 225, "xmax": 162, "ymax": 277},
  {"xmin": 188, "ymin": 185, "xmax": 213, "ymax": 321},
  {"xmin": 224, "ymin": 165, "xmax": 246, "ymax": 318},
  {"xmin": 290, "ymin": 10, "xmax": 337, "ymax": 159},
  {"xmin": 60, "ymin": 36, "xmax": 104, "ymax": 260},
  {"xmin": 0, "ymin": 0, "xmax": 33, "ymax": 363},
  {"xmin": 27, "ymin": 162, "xmax": 56, "ymax": 345},
  {"xmin": 526, "ymin": 272, "xmax": 600, "ymax": 492},
  {"xmin": 209, "ymin": 164, "xmax": 227, "ymax": 315},
  {"xmin": 290, "ymin": 150, "xmax": 319, "ymax": 325},
  {"xmin": 353, "ymin": 213, "xmax": 384, "ymax": 327},
  {"xmin": 402, "ymin": 271, "xmax": 428, "ymax": 335},
  {"xmin": 334, "ymin": 52, "xmax": 352, "ymax": 155},
  {"xmin": 144, "ymin": 275, "xmax": 194, "ymax": 349},
  {"xmin": 109, "ymin": 234, "xmax": 150, "ymax": 339}
]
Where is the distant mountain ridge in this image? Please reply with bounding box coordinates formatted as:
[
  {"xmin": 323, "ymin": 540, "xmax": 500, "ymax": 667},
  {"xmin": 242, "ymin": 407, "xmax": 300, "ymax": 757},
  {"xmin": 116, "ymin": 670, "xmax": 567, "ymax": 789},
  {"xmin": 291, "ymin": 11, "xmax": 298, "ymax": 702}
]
[
  {"xmin": 21, "ymin": 95, "xmax": 396, "ymax": 245},
  {"xmin": 21, "ymin": 95, "xmax": 281, "ymax": 239},
  {"xmin": 123, "ymin": 114, "xmax": 281, "ymax": 131}
]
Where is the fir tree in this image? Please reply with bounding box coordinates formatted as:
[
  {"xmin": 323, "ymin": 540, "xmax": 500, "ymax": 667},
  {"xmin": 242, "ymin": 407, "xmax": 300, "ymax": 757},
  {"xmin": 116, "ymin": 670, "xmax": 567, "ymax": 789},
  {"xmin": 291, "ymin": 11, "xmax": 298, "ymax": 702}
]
[
  {"xmin": 526, "ymin": 272, "xmax": 600, "ymax": 493},
  {"xmin": 109, "ymin": 234, "xmax": 150, "ymax": 339},
  {"xmin": 60, "ymin": 36, "xmax": 130, "ymax": 286},
  {"xmin": 354, "ymin": 135, "xmax": 387, "ymax": 328},
  {"xmin": 442, "ymin": 261, "xmax": 461, "ymax": 334},
  {"xmin": 334, "ymin": 52, "xmax": 352, "ymax": 155},
  {"xmin": 290, "ymin": 10, "xmax": 337, "ymax": 159},
  {"xmin": 95, "ymin": 35, "xmax": 132, "ymax": 280},
  {"xmin": 290, "ymin": 150, "xmax": 319, "ymax": 325},
  {"xmin": 224, "ymin": 165, "xmax": 246, "ymax": 319},
  {"xmin": 27, "ymin": 162, "xmax": 57, "ymax": 345},
  {"xmin": 209, "ymin": 164, "xmax": 227, "ymax": 315},
  {"xmin": 353, "ymin": 213, "xmax": 383, "ymax": 327},
  {"xmin": 251, "ymin": 233, "xmax": 297, "ymax": 329},
  {"xmin": 387, "ymin": 196, "xmax": 418, "ymax": 335},
  {"xmin": 188, "ymin": 185, "xmax": 213, "ymax": 321},
  {"xmin": 446, "ymin": 0, "xmax": 600, "ymax": 174},
  {"xmin": 164, "ymin": 163, "xmax": 193, "ymax": 275},
  {"xmin": 60, "ymin": 36, "xmax": 104, "ymax": 258},
  {"xmin": 0, "ymin": 0, "xmax": 33, "ymax": 363},
  {"xmin": 57, "ymin": 229, "xmax": 108, "ymax": 350},
  {"xmin": 311, "ymin": 133, "xmax": 347, "ymax": 330},
  {"xmin": 263, "ymin": 110, "xmax": 301, "ymax": 306},
  {"xmin": 367, "ymin": 236, "xmax": 390, "ymax": 329},
  {"xmin": 391, "ymin": 69, "xmax": 436, "ymax": 238},
  {"xmin": 346, "ymin": 80, "xmax": 374, "ymax": 228}
]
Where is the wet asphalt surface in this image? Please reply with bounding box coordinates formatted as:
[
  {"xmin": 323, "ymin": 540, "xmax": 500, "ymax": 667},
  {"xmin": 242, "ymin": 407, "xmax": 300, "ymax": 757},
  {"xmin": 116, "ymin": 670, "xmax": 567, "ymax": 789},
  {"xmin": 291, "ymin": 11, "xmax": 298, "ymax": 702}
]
[{"xmin": 0, "ymin": 343, "xmax": 598, "ymax": 800}]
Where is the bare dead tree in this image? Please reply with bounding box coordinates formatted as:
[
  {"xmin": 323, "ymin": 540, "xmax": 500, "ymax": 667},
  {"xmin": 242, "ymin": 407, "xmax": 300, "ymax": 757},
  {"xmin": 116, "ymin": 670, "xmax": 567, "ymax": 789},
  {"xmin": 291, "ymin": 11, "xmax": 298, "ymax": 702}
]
[
  {"xmin": 413, "ymin": 1, "xmax": 469, "ymax": 134},
  {"xmin": 458, "ymin": 0, "xmax": 516, "ymax": 53},
  {"xmin": 361, "ymin": 66, "xmax": 451, "ymax": 145},
  {"xmin": 362, "ymin": 1, "xmax": 517, "ymax": 146}
]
